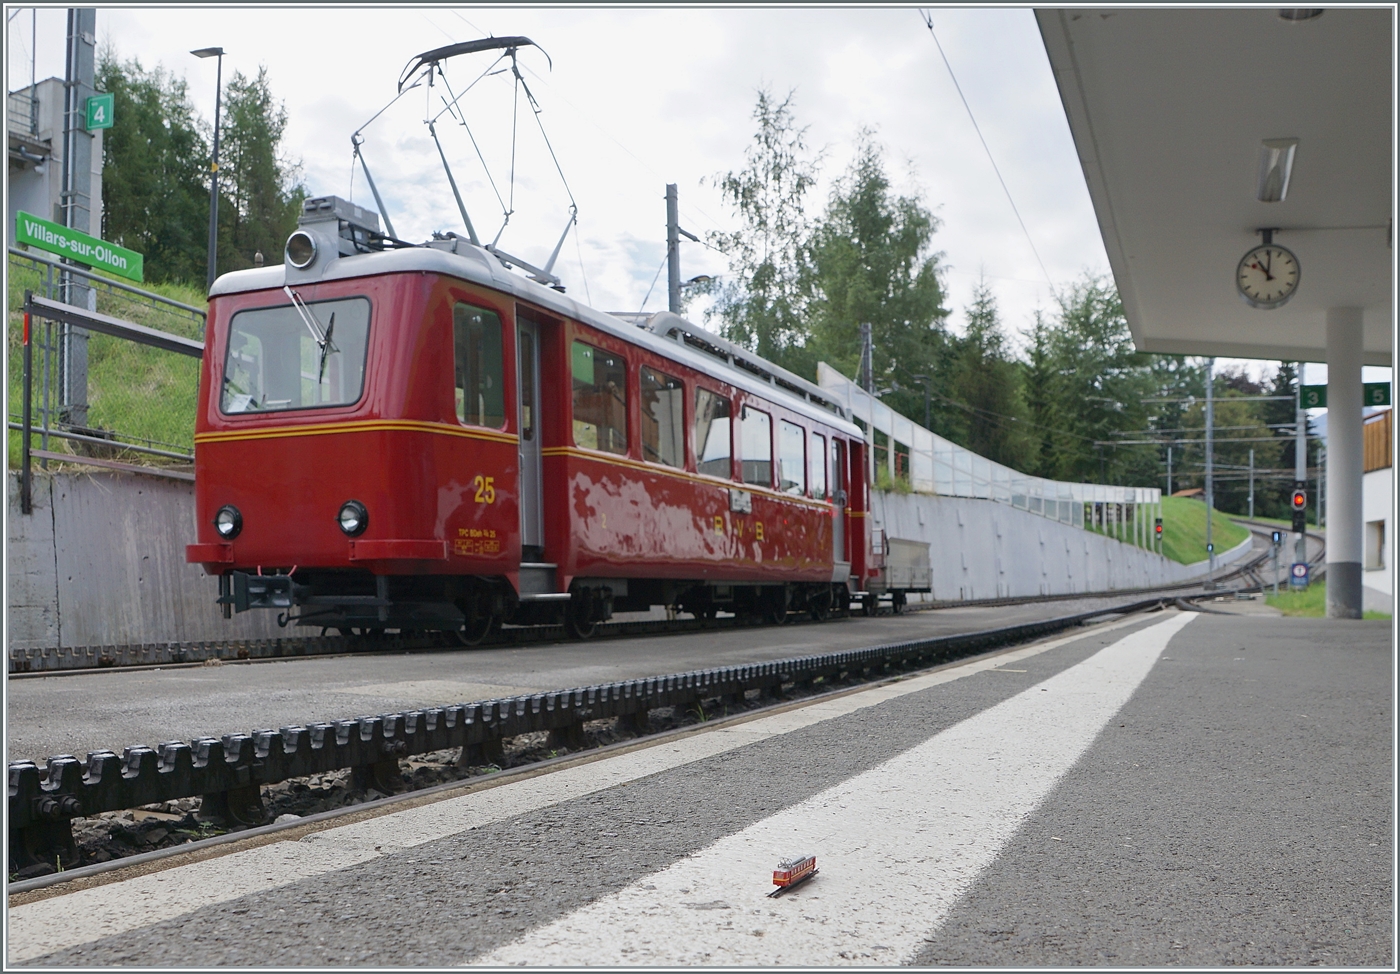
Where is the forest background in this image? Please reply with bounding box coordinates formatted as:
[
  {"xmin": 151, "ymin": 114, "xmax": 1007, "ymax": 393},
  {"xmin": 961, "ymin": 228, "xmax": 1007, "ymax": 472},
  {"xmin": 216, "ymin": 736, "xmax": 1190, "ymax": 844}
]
[{"xmin": 91, "ymin": 54, "xmax": 1317, "ymax": 520}]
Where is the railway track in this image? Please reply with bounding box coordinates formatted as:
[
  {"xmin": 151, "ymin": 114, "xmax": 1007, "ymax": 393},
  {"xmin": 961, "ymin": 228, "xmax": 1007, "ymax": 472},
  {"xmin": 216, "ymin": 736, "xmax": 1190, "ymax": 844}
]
[
  {"xmin": 9, "ymin": 558, "xmax": 1272, "ymax": 678},
  {"xmin": 1227, "ymin": 519, "xmax": 1327, "ymax": 592},
  {"xmin": 9, "ymin": 592, "xmax": 1199, "ymax": 890}
]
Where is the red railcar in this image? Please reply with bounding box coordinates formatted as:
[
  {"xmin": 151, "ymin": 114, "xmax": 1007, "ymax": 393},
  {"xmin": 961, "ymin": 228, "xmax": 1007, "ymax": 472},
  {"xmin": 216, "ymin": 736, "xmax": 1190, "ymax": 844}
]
[{"xmin": 186, "ymin": 197, "xmax": 871, "ymax": 641}]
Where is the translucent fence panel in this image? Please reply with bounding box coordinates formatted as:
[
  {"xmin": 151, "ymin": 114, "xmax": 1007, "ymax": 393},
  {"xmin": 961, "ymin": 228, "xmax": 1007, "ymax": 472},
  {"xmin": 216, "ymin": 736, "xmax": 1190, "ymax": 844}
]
[{"xmin": 817, "ymin": 362, "xmax": 1160, "ymax": 546}]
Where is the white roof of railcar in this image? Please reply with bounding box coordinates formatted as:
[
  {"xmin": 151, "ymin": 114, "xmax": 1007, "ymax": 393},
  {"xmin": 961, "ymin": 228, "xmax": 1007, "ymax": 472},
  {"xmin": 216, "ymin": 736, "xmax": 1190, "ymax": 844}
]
[{"xmin": 210, "ymin": 245, "xmax": 864, "ymax": 438}]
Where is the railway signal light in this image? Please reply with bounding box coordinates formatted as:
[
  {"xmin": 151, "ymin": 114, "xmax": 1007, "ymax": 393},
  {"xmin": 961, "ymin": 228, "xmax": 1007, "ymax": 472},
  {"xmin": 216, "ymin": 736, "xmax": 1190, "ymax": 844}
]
[
  {"xmin": 1291, "ymin": 482, "xmax": 1308, "ymax": 534},
  {"xmin": 1271, "ymin": 530, "xmax": 1282, "ymax": 545},
  {"xmin": 1154, "ymin": 518, "xmax": 1163, "ymax": 538}
]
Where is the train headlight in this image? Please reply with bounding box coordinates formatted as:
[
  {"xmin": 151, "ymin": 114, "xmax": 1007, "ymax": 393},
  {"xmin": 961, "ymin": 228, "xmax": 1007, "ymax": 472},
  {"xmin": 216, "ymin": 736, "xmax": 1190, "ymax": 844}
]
[
  {"xmin": 214, "ymin": 505, "xmax": 243, "ymax": 539},
  {"xmin": 338, "ymin": 499, "xmax": 369, "ymax": 537},
  {"xmin": 285, "ymin": 230, "xmax": 318, "ymax": 270}
]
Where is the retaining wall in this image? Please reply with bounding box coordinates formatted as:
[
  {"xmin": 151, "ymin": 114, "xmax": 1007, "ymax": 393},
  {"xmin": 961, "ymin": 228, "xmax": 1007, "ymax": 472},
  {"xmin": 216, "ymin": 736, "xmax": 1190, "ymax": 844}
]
[
  {"xmin": 6, "ymin": 471, "xmax": 1247, "ymax": 649},
  {"xmin": 870, "ymin": 490, "xmax": 1247, "ymax": 601},
  {"xmin": 7, "ymin": 470, "xmax": 284, "ymax": 649}
]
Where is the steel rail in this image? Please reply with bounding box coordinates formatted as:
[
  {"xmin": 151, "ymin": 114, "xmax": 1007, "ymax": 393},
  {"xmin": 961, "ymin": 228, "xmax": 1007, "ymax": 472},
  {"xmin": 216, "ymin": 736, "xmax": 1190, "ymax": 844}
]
[
  {"xmin": 8, "ymin": 595, "xmax": 1176, "ymax": 879},
  {"xmin": 8, "ymin": 569, "xmax": 1249, "ymax": 677}
]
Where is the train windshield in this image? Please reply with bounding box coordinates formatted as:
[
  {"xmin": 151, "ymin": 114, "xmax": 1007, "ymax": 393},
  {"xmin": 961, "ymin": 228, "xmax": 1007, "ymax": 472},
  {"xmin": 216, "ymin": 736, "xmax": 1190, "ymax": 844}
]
[{"xmin": 222, "ymin": 297, "xmax": 371, "ymax": 414}]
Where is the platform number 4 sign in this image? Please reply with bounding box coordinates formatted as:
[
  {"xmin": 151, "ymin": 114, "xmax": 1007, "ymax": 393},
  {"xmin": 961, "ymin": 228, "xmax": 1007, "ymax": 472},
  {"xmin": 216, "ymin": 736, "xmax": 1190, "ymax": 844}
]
[{"xmin": 85, "ymin": 93, "xmax": 113, "ymax": 131}]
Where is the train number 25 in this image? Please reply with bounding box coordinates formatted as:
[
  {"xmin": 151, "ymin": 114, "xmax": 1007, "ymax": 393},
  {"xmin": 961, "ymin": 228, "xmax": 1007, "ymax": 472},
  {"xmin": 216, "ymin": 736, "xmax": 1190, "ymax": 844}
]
[{"xmin": 473, "ymin": 475, "xmax": 496, "ymax": 504}]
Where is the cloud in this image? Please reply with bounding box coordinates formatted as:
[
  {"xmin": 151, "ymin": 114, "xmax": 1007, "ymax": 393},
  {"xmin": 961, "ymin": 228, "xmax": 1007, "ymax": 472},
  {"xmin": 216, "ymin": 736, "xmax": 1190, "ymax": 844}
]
[{"xmin": 20, "ymin": 6, "xmax": 1113, "ymax": 342}]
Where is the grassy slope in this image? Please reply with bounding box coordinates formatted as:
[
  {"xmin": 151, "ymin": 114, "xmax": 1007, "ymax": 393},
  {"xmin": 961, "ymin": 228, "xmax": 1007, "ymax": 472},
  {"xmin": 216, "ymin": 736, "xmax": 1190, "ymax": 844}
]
[
  {"xmin": 1266, "ymin": 579, "xmax": 1391, "ymax": 619},
  {"xmin": 1158, "ymin": 495, "xmax": 1250, "ymax": 565},
  {"xmin": 8, "ymin": 254, "xmax": 207, "ymax": 468}
]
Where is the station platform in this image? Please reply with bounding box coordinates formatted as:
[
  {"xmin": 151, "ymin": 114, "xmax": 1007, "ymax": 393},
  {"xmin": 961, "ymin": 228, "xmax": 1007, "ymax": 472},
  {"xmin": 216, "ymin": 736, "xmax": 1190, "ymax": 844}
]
[{"xmin": 9, "ymin": 609, "xmax": 1392, "ymax": 967}]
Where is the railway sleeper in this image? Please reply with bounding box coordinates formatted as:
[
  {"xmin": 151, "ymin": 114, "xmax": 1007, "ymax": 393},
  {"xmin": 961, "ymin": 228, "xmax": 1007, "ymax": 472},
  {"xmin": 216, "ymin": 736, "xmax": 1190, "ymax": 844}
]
[{"xmin": 197, "ymin": 784, "xmax": 267, "ymax": 829}]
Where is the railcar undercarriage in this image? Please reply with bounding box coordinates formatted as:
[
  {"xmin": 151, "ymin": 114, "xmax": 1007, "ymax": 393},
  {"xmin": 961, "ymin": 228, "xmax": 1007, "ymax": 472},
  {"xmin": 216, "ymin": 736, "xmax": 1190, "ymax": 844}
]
[{"xmin": 219, "ymin": 568, "xmax": 855, "ymax": 644}]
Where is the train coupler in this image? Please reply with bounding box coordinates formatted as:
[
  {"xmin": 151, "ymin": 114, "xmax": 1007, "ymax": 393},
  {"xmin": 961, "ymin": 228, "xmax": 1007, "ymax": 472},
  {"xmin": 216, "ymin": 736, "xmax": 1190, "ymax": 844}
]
[{"xmin": 217, "ymin": 572, "xmax": 308, "ymax": 614}]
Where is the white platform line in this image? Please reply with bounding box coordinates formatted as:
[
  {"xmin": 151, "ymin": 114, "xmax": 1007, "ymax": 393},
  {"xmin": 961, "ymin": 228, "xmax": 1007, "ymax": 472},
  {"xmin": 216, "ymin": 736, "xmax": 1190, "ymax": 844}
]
[
  {"xmin": 475, "ymin": 611, "xmax": 1196, "ymax": 967},
  {"xmin": 7, "ymin": 610, "xmax": 1160, "ymax": 964}
]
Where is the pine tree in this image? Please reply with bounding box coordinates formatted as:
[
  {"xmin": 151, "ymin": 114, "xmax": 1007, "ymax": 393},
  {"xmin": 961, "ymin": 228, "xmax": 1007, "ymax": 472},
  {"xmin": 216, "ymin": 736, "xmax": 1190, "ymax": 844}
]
[
  {"xmin": 1044, "ymin": 275, "xmax": 1168, "ymax": 484},
  {"xmin": 216, "ymin": 67, "xmax": 306, "ymax": 275},
  {"xmin": 97, "ymin": 52, "xmax": 210, "ymax": 283},
  {"xmin": 804, "ymin": 133, "xmax": 952, "ymax": 435},
  {"xmin": 950, "ymin": 279, "xmax": 1030, "ymax": 468},
  {"xmin": 1021, "ymin": 310, "xmax": 1060, "ymax": 478}
]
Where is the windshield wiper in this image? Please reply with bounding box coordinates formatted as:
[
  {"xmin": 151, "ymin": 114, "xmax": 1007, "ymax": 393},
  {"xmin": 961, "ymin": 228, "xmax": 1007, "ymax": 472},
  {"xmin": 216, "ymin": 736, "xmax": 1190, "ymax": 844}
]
[
  {"xmin": 283, "ymin": 286, "xmax": 339, "ymax": 373},
  {"xmin": 318, "ymin": 312, "xmax": 337, "ymax": 384}
]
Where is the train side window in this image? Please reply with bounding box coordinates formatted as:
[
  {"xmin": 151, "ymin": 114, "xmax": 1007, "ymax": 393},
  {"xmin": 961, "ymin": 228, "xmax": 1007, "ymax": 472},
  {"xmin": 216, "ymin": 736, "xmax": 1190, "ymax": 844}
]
[
  {"xmin": 454, "ymin": 303, "xmax": 506, "ymax": 428},
  {"xmin": 640, "ymin": 366, "xmax": 685, "ymax": 468},
  {"xmin": 778, "ymin": 420, "xmax": 806, "ymax": 495},
  {"xmin": 694, "ymin": 388, "xmax": 732, "ymax": 478},
  {"xmin": 810, "ymin": 433, "xmax": 828, "ymax": 500},
  {"xmin": 572, "ymin": 340, "xmax": 628, "ymax": 454},
  {"xmin": 740, "ymin": 405, "xmax": 772, "ymax": 487}
]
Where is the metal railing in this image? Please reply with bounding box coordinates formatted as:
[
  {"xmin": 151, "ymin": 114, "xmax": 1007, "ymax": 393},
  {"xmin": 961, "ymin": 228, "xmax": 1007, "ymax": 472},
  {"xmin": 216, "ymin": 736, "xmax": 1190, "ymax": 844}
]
[
  {"xmin": 7, "ymin": 90, "xmax": 38, "ymax": 137},
  {"xmin": 9, "ymin": 248, "xmax": 207, "ymax": 507}
]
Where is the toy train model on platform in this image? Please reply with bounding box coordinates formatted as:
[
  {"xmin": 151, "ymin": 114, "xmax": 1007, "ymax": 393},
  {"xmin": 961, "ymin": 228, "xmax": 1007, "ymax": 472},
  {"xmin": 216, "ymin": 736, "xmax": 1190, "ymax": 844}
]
[{"xmin": 184, "ymin": 38, "xmax": 924, "ymax": 641}]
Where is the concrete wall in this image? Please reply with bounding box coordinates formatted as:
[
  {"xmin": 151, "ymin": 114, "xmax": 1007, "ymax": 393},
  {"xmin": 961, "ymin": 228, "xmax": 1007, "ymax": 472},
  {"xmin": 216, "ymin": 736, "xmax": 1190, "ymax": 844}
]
[
  {"xmin": 7, "ymin": 77, "xmax": 104, "ymax": 243},
  {"xmin": 870, "ymin": 490, "xmax": 1244, "ymax": 601},
  {"xmin": 7, "ymin": 471, "xmax": 1247, "ymax": 649},
  {"xmin": 7, "ymin": 471, "xmax": 283, "ymax": 649}
]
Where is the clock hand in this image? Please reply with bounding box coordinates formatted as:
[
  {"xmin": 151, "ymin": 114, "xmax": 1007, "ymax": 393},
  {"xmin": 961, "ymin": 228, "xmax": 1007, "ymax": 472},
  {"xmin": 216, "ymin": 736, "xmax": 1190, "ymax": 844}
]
[{"xmin": 1259, "ymin": 250, "xmax": 1274, "ymax": 281}]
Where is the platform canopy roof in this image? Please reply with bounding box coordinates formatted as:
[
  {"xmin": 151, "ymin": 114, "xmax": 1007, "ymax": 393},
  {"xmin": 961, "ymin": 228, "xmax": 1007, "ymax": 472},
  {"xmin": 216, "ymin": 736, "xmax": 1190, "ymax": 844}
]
[{"xmin": 1037, "ymin": 7, "xmax": 1393, "ymax": 366}]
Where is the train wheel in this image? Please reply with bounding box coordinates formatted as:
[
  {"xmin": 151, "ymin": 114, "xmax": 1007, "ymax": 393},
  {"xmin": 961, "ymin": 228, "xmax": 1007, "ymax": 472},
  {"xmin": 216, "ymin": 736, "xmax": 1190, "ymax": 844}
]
[
  {"xmin": 809, "ymin": 589, "xmax": 832, "ymax": 622},
  {"xmin": 453, "ymin": 590, "xmax": 498, "ymax": 647},
  {"xmin": 861, "ymin": 595, "xmax": 878, "ymax": 617},
  {"xmin": 564, "ymin": 609, "xmax": 597, "ymax": 640},
  {"xmin": 762, "ymin": 588, "xmax": 792, "ymax": 626},
  {"xmin": 892, "ymin": 591, "xmax": 907, "ymax": 615},
  {"xmin": 564, "ymin": 589, "xmax": 598, "ymax": 640}
]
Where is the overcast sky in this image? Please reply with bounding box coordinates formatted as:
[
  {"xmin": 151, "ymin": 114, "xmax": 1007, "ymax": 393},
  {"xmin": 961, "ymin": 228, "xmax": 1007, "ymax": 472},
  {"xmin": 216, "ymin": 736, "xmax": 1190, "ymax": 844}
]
[{"xmin": 7, "ymin": 5, "xmax": 1388, "ymax": 392}]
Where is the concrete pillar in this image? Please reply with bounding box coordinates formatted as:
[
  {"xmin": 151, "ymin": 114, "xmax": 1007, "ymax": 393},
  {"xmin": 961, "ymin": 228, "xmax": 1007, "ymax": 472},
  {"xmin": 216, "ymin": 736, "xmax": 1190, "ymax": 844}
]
[{"xmin": 1326, "ymin": 308, "xmax": 1364, "ymax": 618}]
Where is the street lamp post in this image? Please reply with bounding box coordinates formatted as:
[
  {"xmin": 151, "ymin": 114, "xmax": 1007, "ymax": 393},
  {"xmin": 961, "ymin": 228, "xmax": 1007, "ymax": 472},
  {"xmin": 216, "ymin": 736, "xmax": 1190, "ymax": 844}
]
[{"xmin": 192, "ymin": 47, "xmax": 225, "ymax": 291}]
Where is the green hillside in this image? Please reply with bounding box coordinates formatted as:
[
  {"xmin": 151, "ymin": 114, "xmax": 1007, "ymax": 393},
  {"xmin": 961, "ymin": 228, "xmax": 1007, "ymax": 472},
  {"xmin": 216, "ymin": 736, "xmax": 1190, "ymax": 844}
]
[
  {"xmin": 8, "ymin": 254, "xmax": 207, "ymax": 469},
  {"xmin": 1158, "ymin": 495, "xmax": 1250, "ymax": 565}
]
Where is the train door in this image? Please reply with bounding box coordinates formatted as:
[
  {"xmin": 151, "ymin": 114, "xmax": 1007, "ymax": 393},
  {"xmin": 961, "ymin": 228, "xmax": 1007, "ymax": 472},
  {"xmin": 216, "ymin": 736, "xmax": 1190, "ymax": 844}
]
[
  {"xmin": 832, "ymin": 438, "xmax": 848, "ymax": 563},
  {"xmin": 517, "ymin": 319, "xmax": 543, "ymax": 557}
]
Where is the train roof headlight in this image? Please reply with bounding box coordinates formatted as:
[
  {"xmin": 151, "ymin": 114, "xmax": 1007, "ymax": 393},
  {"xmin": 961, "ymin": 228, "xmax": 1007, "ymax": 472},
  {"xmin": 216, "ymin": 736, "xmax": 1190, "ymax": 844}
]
[
  {"xmin": 338, "ymin": 499, "xmax": 368, "ymax": 537},
  {"xmin": 286, "ymin": 230, "xmax": 318, "ymax": 270},
  {"xmin": 214, "ymin": 505, "xmax": 242, "ymax": 539}
]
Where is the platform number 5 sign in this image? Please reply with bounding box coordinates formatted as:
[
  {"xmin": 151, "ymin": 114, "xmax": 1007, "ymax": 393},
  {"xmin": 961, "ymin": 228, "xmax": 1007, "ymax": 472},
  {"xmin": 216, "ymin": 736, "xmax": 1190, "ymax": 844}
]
[{"xmin": 85, "ymin": 93, "xmax": 113, "ymax": 131}]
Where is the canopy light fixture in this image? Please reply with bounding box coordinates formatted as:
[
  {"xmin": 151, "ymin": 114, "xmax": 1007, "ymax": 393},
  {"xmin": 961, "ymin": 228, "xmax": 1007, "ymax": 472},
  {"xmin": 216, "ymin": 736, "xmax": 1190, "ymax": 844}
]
[
  {"xmin": 1256, "ymin": 138, "xmax": 1298, "ymax": 202},
  {"xmin": 1277, "ymin": 10, "xmax": 1324, "ymax": 22}
]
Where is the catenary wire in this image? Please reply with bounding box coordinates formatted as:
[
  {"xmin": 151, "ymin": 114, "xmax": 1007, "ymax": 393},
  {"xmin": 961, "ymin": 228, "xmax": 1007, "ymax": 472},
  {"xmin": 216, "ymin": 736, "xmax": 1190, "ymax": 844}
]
[{"xmin": 919, "ymin": 10, "xmax": 1053, "ymax": 288}]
